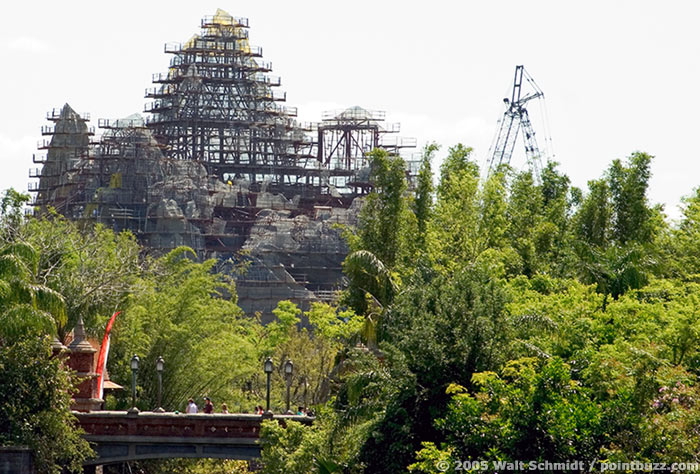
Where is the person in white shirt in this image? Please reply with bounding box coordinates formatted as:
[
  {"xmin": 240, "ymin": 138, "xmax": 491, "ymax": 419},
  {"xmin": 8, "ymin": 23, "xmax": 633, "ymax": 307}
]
[{"xmin": 186, "ymin": 398, "xmax": 198, "ymax": 413}]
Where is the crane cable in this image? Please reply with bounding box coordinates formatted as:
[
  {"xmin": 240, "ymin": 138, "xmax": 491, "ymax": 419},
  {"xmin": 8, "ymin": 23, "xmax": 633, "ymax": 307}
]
[
  {"xmin": 524, "ymin": 67, "xmax": 555, "ymax": 164},
  {"xmin": 483, "ymin": 75, "xmax": 521, "ymax": 172}
]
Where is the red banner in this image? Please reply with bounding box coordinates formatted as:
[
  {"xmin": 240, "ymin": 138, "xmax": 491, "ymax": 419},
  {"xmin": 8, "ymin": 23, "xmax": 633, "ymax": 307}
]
[{"xmin": 96, "ymin": 311, "xmax": 120, "ymax": 400}]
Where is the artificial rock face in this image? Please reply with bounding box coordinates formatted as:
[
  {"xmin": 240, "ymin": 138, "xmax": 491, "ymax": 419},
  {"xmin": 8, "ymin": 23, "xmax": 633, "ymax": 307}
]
[
  {"xmin": 36, "ymin": 104, "xmax": 90, "ymax": 208},
  {"xmin": 35, "ymin": 104, "xmax": 357, "ymax": 317}
]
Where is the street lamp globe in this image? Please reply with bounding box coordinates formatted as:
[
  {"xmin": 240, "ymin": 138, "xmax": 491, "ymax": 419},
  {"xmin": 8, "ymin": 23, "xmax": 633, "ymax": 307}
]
[
  {"xmin": 264, "ymin": 357, "xmax": 274, "ymax": 374},
  {"xmin": 128, "ymin": 354, "xmax": 140, "ymax": 414},
  {"xmin": 263, "ymin": 357, "xmax": 274, "ymax": 414},
  {"xmin": 284, "ymin": 359, "xmax": 294, "ymax": 414},
  {"xmin": 154, "ymin": 356, "xmax": 165, "ymax": 413}
]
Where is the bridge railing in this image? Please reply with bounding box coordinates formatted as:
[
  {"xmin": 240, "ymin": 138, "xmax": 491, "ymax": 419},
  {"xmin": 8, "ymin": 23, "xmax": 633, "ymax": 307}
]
[{"xmin": 76, "ymin": 411, "xmax": 313, "ymax": 440}]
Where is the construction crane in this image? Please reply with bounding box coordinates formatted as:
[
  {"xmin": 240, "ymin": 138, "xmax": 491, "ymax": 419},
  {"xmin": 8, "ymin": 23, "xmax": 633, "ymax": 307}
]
[{"xmin": 486, "ymin": 65, "xmax": 549, "ymax": 181}]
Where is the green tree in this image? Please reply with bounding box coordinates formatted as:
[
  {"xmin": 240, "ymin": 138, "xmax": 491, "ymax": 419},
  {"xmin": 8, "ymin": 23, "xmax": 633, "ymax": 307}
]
[
  {"xmin": 131, "ymin": 459, "xmax": 252, "ymax": 474},
  {"xmin": 264, "ymin": 301, "xmax": 362, "ymax": 411},
  {"xmin": 573, "ymin": 178, "xmax": 611, "ymax": 248},
  {"xmin": 478, "ymin": 170, "xmax": 509, "ymax": 251},
  {"xmin": 412, "ymin": 358, "xmax": 604, "ymax": 468},
  {"xmin": 505, "ymin": 170, "xmax": 544, "ymax": 276},
  {"xmin": 578, "ymin": 244, "xmax": 651, "ymax": 307},
  {"xmin": 670, "ymin": 188, "xmax": 700, "ymax": 278},
  {"xmin": 412, "ymin": 143, "xmax": 438, "ymax": 248},
  {"xmin": 571, "ymin": 153, "xmax": 663, "ymax": 303},
  {"xmin": 258, "ymin": 310, "xmax": 366, "ymax": 474},
  {"xmin": 264, "ymin": 299, "xmax": 302, "ymax": 351},
  {"xmin": 353, "ymin": 253, "xmax": 512, "ymax": 473},
  {"xmin": 260, "ymin": 419, "xmax": 318, "ymax": 473},
  {"xmin": 436, "ymin": 144, "xmax": 478, "ymax": 195},
  {"xmin": 342, "ymin": 250, "xmax": 398, "ymax": 311},
  {"xmin": 607, "ymin": 152, "xmax": 655, "ymax": 245},
  {"xmin": 108, "ymin": 247, "xmax": 256, "ymax": 413},
  {"xmin": 537, "ymin": 162, "xmax": 573, "ymax": 275},
  {"xmin": 428, "ymin": 144, "xmax": 482, "ymax": 271},
  {"xmin": 0, "ymin": 241, "xmax": 66, "ymax": 342},
  {"xmin": 352, "ymin": 149, "xmax": 408, "ymax": 268},
  {"xmin": 0, "ymin": 188, "xmax": 30, "ymax": 242},
  {"xmin": 0, "ymin": 337, "xmax": 93, "ymax": 474},
  {"xmin": 343, "ymin": 149, "xmax": 409, "ymax": 315},
  {"xmin": 19, "ymin": 216, "xmax": 140, "ymax": 341}
]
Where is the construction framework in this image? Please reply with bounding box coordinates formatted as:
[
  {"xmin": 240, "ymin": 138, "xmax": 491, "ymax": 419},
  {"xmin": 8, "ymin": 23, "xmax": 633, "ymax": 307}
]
[
  {"xmin": 317, "ymin": 107, "xmax": 416, "ymax": 192},
  {"xmin": 29, "ymin": 10, "xmax": 415, "ymax": 318},
  {"xmin": 487, "ymin": 65, "xmax": 549, "ymax": 181}
]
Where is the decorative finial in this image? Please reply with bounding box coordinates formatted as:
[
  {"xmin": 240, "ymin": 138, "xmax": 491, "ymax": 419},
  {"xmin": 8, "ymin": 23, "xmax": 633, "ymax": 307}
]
[
  {"xmin": 50, "ymin": 334, "xmax": 67, "ymax": 353},
  {"xmin": 68, "ymin": 316, "xmax": 94, "ymax": 351}
]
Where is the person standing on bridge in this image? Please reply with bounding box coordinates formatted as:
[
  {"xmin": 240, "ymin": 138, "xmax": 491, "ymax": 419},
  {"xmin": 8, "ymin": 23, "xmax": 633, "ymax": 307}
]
[
  {"xmin": 204, "ymin": 397, "xmax": 214, "ymax": 414},
  {"xmin": 186, "ymin": 398, "xmax": 198, "ymax": 413}
]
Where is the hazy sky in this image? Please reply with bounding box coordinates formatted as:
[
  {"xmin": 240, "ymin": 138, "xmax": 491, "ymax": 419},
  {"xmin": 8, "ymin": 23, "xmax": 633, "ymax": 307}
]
[{"xmin": 1, "ymin": 1, "xmax": 698, "ymax": 220}]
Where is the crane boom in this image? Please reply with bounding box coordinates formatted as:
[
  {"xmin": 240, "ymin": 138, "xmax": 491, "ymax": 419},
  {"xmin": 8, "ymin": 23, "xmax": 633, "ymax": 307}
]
[{"xmin": 487, "ymin": 65, "xmax": 546, "ymax": 181}]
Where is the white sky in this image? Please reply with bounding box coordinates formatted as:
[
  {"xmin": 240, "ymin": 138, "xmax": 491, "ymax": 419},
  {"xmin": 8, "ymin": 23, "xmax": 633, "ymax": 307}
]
[{"xmin": 1, "ymin": 0, "xmax": 698, "ymax": 220}]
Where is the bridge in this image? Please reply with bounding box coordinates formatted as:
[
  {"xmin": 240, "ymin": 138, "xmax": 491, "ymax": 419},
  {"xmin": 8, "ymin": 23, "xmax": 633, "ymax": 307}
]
[
  {"xmin": 76, "ymin": 411, "xmax": 312, "ymax": 467},
  {"xmin": 59, "ymin": 321, "xmax": 314, "ymax": 469}
]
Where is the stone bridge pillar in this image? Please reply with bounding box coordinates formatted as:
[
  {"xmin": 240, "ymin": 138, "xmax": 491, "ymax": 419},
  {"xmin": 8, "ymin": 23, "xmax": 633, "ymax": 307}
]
[{"xmin": 67, "ymin": 317, "xmax": 103, "ymax": 412}]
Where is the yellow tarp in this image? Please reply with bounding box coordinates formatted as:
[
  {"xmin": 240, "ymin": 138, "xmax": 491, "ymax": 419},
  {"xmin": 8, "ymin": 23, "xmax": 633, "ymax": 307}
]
[{"xmin": 109, "ymin": 173, "xmax": 122, "ymax": 188}]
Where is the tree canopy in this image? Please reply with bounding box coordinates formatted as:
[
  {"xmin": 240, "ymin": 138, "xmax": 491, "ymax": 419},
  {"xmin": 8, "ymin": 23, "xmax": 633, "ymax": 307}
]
[
  {"xmin": 3, "ymin": 145, "xmax": 700, "ymax": 473},
  {"xmin": 259, "ymin": 149, "xmax": 700, "ymax": 473}
]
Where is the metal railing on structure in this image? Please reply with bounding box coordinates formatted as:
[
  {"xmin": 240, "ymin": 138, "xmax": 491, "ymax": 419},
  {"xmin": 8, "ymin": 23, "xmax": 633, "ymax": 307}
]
[
  {"xmin": 167, "ymin": 55, "xmax": 273, "ymax": 71},
  {"xmin": 313, "ymin": 290, "xmax": 339, "ymax": 302},
  {"xmin": 379, "ymin": 136, "xmax": 418, "ymax": 148},
  {"xmin": 97, "ymin": 118, "xmax": 145, "ymax": 129},
  {"xmin": 41, "ymin": 125, "xmax": 95, "ymax": 135},
  {"xmin": 46, "ymin": 109, "xmax": 90, "ymax": 121},
  {"xmin": 164, "ymin": 41, "xmax": 263, "ymax": 58},
  {"xmin": 251, "ymin": 74, "xmax": 281, "ymax": 86},
  {"xmin": 322, "ymin": 108, "xmax": 386, "ymax": 121},
  {"xmin": 201, "ymin": 15, "xmax": 249, "ymax": 28}
]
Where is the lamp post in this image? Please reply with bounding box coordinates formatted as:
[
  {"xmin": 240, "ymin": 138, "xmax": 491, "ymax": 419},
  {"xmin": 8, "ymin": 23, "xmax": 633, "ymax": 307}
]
[
  {"xmin": 128, "ymin": 355, "xmax": 140, "ymax": 414},
  {"xmin": 154, "ymin": 356, "xmax": 165, "ymax": 413},
  {"xmin": 302, "ymin": 375, "xmax": 308, "ymax": 409},
  {"xmin": 264, "ymin": 357, "xmax": 273, "ymax": 414},
  {"xmin": 284, "ymin": 359, "xmax": 294, "ymax": 414}
]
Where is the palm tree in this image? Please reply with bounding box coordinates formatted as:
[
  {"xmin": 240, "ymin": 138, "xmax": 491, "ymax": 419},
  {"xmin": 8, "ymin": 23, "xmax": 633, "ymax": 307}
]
[
  {"xmin": 575, "ymin": 241, "xmax": 650, "ymax": 310},
  {"xmin": 0, "ymin": 242, "xmax": 66, "ymax": 343},
  {"xmin": 342, "ymin": 249, "xmax": 399, "ymax": 347}
]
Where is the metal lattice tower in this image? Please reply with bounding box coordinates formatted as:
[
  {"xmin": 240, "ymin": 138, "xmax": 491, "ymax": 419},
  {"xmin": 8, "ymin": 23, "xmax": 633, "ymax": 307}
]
[
  {"xmin": 317, "ymin": 106, "xmax": 416, "ymax": 192},
  {"xmin": 487, "ymin": 65, "xmax": 546, "ymax": 180},
  {"xmin": 145, "ymin": 10, "xmax": 313, "ymax": 184}
]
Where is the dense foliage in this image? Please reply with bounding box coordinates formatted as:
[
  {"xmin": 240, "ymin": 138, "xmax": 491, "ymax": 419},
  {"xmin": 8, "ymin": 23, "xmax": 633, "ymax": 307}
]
[
  {"xmin": 0, "ymin": 191, "xmax": 93, "ymax": 473},
  {"xmin": 3, "ymin": 142, "xmax": 700, "ymax": 473},
  {"xmin": 259, "ymin": 147, "xmax": 700, "ymax": 473},
  {"xmin": 0, "ymin": 337, "xmax": 92, "ymax": 474}
]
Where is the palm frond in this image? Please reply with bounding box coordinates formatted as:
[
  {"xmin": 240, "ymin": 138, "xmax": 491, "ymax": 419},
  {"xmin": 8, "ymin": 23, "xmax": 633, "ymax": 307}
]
[
  {"xmin": 33, "ymin": 285, "xmax": 67, "ymax": 328},
  {"xmin": 343, "ymin": 250, "xmax": 399, "ymax": 305},
  {"xmin": 0, "ymin": 303, "xmax": 55, "ymax": 340},
  {"xmin": 0, "ymin": 254, "xmax": 30, "ymax": 281},
  {"xmin": 0, "ymin": 242, "xmax": 39, "ymax": 275},
  {"xmin": 511, "ymin": 311, "xmax": 558, "ymax": 331},
  {"xmin": 515, "ymin": 339, "xmax": 551, "ymax": 359}
]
